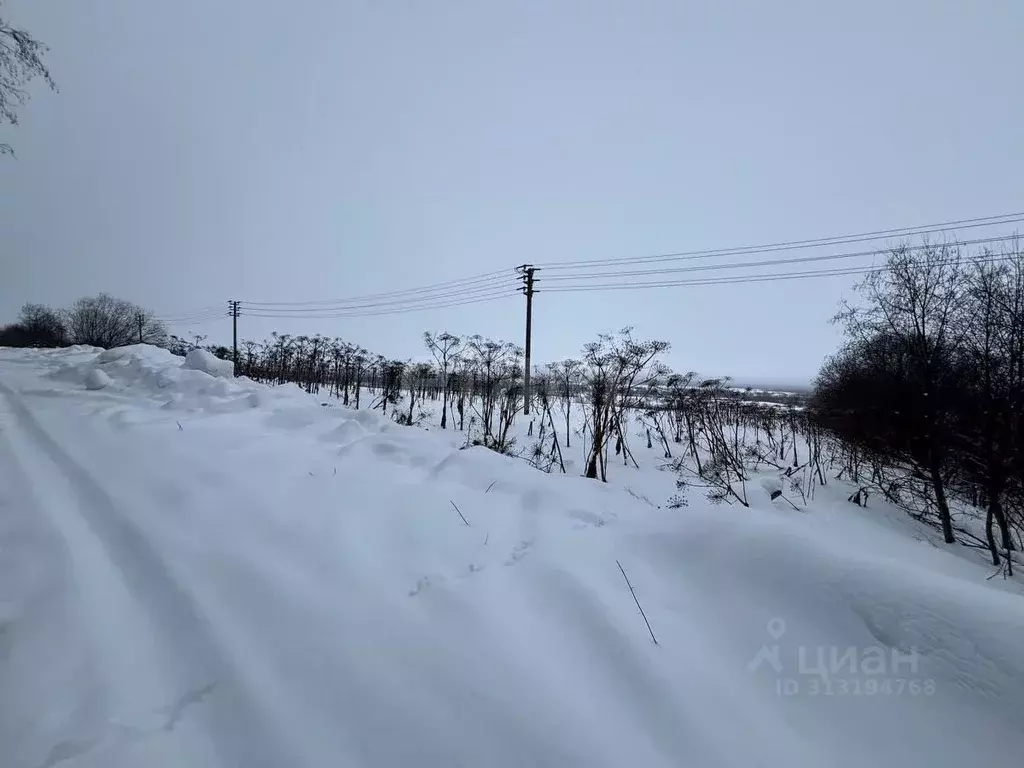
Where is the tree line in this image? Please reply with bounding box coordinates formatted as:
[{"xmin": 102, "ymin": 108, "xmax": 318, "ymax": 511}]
[
  {"xmin": 0, "ymin": 293, "xmax": 168, "ymax": 348},
  {"xmin": 813, "ymin": 239, "xmax": 1024, "ymax": 568}
]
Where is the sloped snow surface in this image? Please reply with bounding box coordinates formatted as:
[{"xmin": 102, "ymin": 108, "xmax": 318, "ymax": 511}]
[{"xmin": 1, "ymin": 345, "xmax": 1022, "ymax": 768}]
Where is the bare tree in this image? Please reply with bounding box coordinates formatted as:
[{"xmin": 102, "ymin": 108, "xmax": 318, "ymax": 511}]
[
  {"xmin": 580, "ymin": 328, "xmax": 669, "ymax": 481},
  {"xmin": 667, "ymin": 378, "xmax": 753, "ymax": 507},
  {"xmin": 373, "ymin": 359, "xmax": 406, "ymax": 416},
  {"xmin": 954, "ymin": 244, "xmax": 1024, "ymax": 567},
  {"xmin": 19, "ymin": 303, "xmax": 65, "ymax": 344},
  {"xmin": 65, "ymin": 294, "xmax": 167, "ymax": 348},
  {"xmin": 402, "ymin": 362, "xmax": 434, "ymax": 426},
  {"xmin": 526, "ymin": 375, "xmax": 567, "ymax": 473},
  {"xmin": 547, "ymin": 359, "xmax": 583, "ymax": 448},
  {"xmin": 465, "ymin": 336, "xmax": 522, "ymax": 442},
  {"xmin": 424, "ymin": 331, "xmax": 462, "ymax": 429},
  {"xmin": 0, "ymin": 2, "xmax": 56, "ymax": 156},
  {"xmin": 0, "ymin": 302, "xmax": 66, "ymax": 347},
  {"xmin": 825, "ymin": 241, "xmax": 967, "ymax": 543}
]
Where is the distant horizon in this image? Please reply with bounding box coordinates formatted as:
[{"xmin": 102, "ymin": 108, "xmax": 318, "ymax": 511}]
[{"xmin": 724, "ymin": 376, "xmax": 812, "ymax": 393}]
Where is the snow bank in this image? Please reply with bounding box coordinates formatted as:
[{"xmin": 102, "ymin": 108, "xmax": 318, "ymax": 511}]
[
  {"xmin": 36, "ymin": 344, "xmax": 263, "ymax": 411},
  {"xmin": 183, "ymin": 348, "xmax": 234, "ymax": 379}
]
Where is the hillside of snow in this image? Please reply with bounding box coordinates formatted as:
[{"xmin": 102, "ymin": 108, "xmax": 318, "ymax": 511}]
[{"xmin": 1, "ymin": 345, "xmax": 1023, "ymax": 768}]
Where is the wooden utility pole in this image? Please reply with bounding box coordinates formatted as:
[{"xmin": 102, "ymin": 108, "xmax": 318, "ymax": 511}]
[
  {"xmin": 228, "ymin": 300, "xmax": 241, "ymax": 375},
  {"xmin": 136, "ymin": 311, "xmax": 144, "ymax": 343},
  {"xmin": 517, "ymin": 265, "xmax": 537, "ymax": 415}
]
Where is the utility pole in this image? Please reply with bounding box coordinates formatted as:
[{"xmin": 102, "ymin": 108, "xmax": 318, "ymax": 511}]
[
  {"xmin": 136, "ymin": 311, "xmax": 144, "ymax": 344},
  {"xmin": 228, "ymin": 300, "xmax": 240, "ymax": 375},
  {"xmin": 517, "ymin": 264, "xmax": 537, "ymax": 415}
]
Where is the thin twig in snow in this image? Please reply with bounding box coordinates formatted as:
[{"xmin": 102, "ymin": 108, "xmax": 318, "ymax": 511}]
[
  {"xmin": 451, "ymin": 500, "xmax": 470, "ymax": 526},
  {"xmin": 616, "ymin": 559, "xmax": 658, "ymax": 645},
  {"xmin": 778, "ymin": 493, "xmax": 803, "ymax": 512}
]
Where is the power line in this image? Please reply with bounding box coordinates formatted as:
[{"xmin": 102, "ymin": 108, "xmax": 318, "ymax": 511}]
[
  {"xmin": 148, "ymin": 275, "xmax": 522, "ymax": 334},
  {"xmin": 243, "ymin": 269, "xmax": 516, "ymax": 308},
  {"xmin": 242, "ymin": 280, "xmax": 520, "ymax": 315},
  {"xmin": 159, "ymin": 315, "xmax": 230, "ymax": 327},
  {"xmin": 541, "ymin": 249, "xmax": 1022, "ymax": 294},
  {"xmin": 157, "ymin": 314, "xmax": 230, "ymax": 325},
  {"xmin": 153, "ymin": 305, "xmax": 227, "ymax": 322},
  {"xmin": 536, "ymin": 212, "xmax": 1024, "ymax": 270},
  {"xmin": 144, "ymin": 209, "xmax": 1023, "ymax": 354},
  {"xmin": 538, "ymin": 233, "xmax": 1022, "ymax": 284},
  {"xmin": 242, "ymin": 290, "xmax": 518, "ymax": 319}
]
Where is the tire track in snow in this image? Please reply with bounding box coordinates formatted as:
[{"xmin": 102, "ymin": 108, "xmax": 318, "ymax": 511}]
[
  {"xmin": 0, "ymin": 383, "xmax": 298, "ymax": 768},
  {"xmin": 0, "ymin": 408, "xmax": 95, "ymax": 768}
]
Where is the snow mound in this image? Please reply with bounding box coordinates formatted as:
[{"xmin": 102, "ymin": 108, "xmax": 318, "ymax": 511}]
[
  {"xmin": 39, "ymin": 345, "xmax": 268, "ymax": 413},
  {"xmin": 95, "ymin": 344, "xmax": 181, "ymax": 366},
  {"xmin": 319, "ymin": 418, "xmax": 369, "ymax": 447},
  {"xmin": 183, "ymin": 348, "xmax": 234, "ymax": 379},
  {"xmin": 84, "ymin": 368, "xmax": 112, "ymax": 390}
]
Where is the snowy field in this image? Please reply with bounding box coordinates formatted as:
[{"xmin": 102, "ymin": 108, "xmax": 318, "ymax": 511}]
[{"xmin": 2, "ymin": 345, "xmax": 1023, "ymax": 768}]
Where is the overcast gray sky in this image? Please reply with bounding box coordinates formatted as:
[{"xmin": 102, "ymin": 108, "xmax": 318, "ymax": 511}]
[{"xmin": 2, "ymin": 0, "xmax": 1022, "ymax": 386}]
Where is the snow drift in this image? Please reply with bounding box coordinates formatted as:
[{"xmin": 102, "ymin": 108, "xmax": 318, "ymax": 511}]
[
  {"xmin": 1, "ymin": 344, "xmax": 1022, "ymax": 768},
  {"xmin": 42, "ymin": 344, "xmax": 261, "ymax": 413},
  {"xmin": 183, "ymin": 348, "xmax": 234, "ymax": 379}
]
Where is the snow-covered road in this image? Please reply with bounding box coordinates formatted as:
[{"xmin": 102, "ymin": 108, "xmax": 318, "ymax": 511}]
[{"xmin": 2, "ymin": 346, "xmax": 1023, "ymax": 768}]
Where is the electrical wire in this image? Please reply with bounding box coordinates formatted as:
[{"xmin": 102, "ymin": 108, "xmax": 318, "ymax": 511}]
[
  {"xmin": 242, "ymin": 290, "xmax": 517, "ymax": 319},
  {"xmin": 541, "ymin": 249, "xmax": 1022, "ymax": 294},
  {"xmin": 153, "ymin": 304, "xmax": 228, "ymax": 322},
  {"xmin": 536, "ymin": 212, "xmax": 1024, "ymax": 271},
  {"xmin": 154, "ymin": 312, "xmax": 225, "ymax": 321},
  {"xmin": 243, "ymin": 269, "xmax": 517, "ymax": 308},
  {"xmin": 149, "ymin": 279, "xmax": 522, "ymax": 326},
  {"xmin": 156, "ymin": 313, "xmax": 229, "ymax": 325},
  {"xmin": 156, "ymin": 314, "xmax": 226, "ymax": 322},
  {"xmin": 242, "ymin": 280, "xmax": 520, "ymax": 314},
  {"xmin": 538, "ymin": 233, "xmax": 1022, "ymax": 283},
  {"xmin": 159, "ymin": 315, "xmax": 231, "ymax": 326},
  {"xmin": 146, "ymin": 210, "xmax": 1024, "ymax": 320}
]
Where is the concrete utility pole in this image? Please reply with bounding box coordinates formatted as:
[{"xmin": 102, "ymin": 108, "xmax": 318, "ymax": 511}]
[{"xmin": 517, "ymin": 265, "xmax": 537, "ymax": 415}]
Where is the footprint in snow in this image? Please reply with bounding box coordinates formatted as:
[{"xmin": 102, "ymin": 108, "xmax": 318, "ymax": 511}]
[
  {"xmin": 504, "ymin": 539, "xmax": 534, "ymax": 566},
  {"xmin": 408, "ymin": 576, "xmax": 431, "ymax": 597},
  {"xmin": 36, "ymin": 736, "xmax": 101, "ymax": 768},
  {"xmin": 568, "ymin": 508, "xmax": 611, "ymax": 529},
  {"xmin": 409, "ymin": 574, "xmax": 448, "ymax": 596}
]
